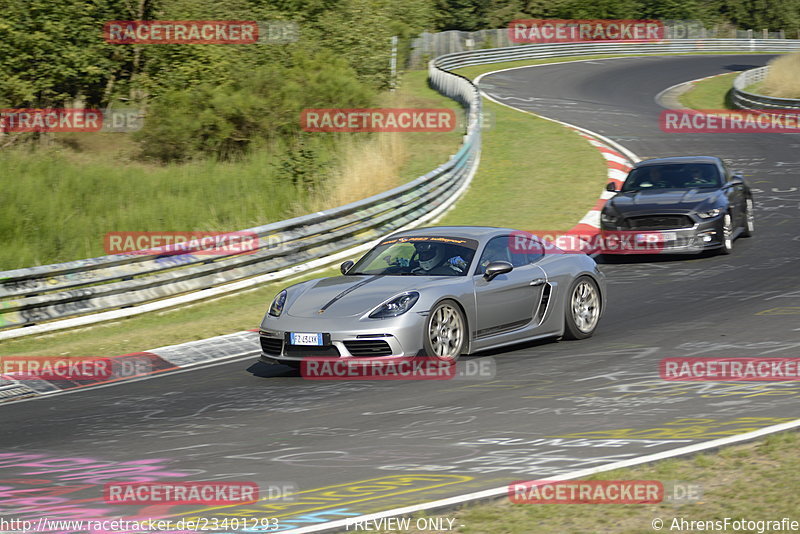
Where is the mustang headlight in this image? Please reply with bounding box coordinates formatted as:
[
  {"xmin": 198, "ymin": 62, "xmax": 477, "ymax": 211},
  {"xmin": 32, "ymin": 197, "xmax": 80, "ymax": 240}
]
[
  {"xmin": 269, "ymin": 289, "xmax": 288, "ymax": 317},
  {"xmin": 368, "ymin": 292, "xmax": 419, "ymax": 319},
  {"xmin": 697, "ymin": 208, "xmax": 721, "ymax": 219},
  {"xmin": 600, "ymin": 209, "xmax": 619, "ymax": 228}
]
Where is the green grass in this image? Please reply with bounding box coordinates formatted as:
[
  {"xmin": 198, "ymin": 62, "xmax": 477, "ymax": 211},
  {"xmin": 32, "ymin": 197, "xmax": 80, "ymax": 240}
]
[
  {"xmin": 0, "ymin": 139, "xmax": 336, "ymax": 270},
  {"xmin": 379, "ymin": 431, "xmax": 800, "ymax": 533},
  {"xmin": 678, "ymin": 72, "xmax": 739, "ymax": 110},
  {"xmin": 438, "ymin": 99, "xmax": 606, "ymax": 230},
  {"xmin": 388, "ymin": 69, "xmax": 465, "ymax": 180}
]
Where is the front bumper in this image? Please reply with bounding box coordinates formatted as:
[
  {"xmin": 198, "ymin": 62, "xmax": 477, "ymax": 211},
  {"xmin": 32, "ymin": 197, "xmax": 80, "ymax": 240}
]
[
  {"xmin": 600, "ymin": 218, "xmax": 724, "ymax": 254},
  {"xmin": 258, "ymin": 313, "xmax": 426, "ymax": 363}
]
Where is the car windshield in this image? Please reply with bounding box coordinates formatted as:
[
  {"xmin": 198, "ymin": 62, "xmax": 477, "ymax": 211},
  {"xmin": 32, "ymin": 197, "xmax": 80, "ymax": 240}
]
[
  {"xmin": 348, "ymin": 236, "xmax": 479, "ymax": 276},
  {"xmin": 621, "ymin": 163, "xmax": 722, "ymax": 191}
]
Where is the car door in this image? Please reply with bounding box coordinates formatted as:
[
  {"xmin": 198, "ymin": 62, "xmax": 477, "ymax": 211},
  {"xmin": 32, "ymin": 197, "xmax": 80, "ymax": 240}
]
[{"xmin": 473, "ymin": 235, "xmax": 546, "ymax": 338}]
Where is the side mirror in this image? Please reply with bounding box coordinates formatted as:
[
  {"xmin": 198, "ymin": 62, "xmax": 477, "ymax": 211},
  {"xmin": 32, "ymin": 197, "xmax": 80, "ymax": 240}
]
[
  {"xmin": 340, "ymin": 260, "xmax": 354, "ymax": 275},
  {"xmin": 605, "ymin": 182, "xmax": 618, "ymax": 192},
  {"xmin": 483, "ymin": 261, "xmax": 513, "ymax": 281},
  {"xmin": 729, "ymin": 175, "xmax": 744, "ymax": 186}
]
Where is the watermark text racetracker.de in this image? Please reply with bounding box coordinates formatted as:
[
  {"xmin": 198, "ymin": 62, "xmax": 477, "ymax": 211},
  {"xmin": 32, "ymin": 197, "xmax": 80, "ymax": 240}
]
[
  {"xmin": 661, "ymin": 357, "xmax": 800, "ymax": 381},
  {"xmin": 301, "ymin": 108, "xmax": 457, "ymax": 132},
  {"xmin": 0, "ymin": 108, "xmax": 142, "ymax": 132},
  {"xmin": 0, "ymin": 356, "xmax": 145, "ymax": 381},
  {"xmin": 104, "ymin": 20, "xmax": 299, "ymax": 44},
  {"xmin": 104, "ymin": 231, "xmax": 261, "ymax": 256},
  {"xmin": 509, "ymin": 230, "xmax": 668, "ymax": 255},
  {"xmin": 509, "ymin": 19, "xmax": 665, "ymax": 43},
  {"xmin": 661, "ymin": 110, "xmax": 800, "ymax": 133},
  {"xmin": 300, "ymin": 357, "xmax": 496, "ymax": 381},
  {"xmin": 509, "ymin": 480, "xmax": 702, "ymax": 504}
]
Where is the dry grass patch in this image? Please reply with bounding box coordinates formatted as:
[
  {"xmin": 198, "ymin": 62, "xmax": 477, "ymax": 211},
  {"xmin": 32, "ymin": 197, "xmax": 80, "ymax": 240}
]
[{"xmin": 761, "ymin": 52, "xmax": 800, "ymax": 98}]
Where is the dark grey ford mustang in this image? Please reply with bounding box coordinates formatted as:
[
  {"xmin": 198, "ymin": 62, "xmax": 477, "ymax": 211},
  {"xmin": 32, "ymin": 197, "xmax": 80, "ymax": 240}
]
[{"xmin": 600, "ymin": 156, "xmax": 755, "ymax": 254}]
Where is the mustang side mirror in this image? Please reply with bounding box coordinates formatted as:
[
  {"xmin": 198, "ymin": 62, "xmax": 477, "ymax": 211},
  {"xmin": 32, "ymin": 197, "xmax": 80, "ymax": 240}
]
[
  {"xmin": 728, "ymin": 175, "xmax": 744, "ymax": 186},
  {"xmin": 605, "ymin": 182, "xmax": 618, "ymax": 192},
  {"xmin": 483, "ymin": 261, "xmax": 513, "ymax": 281},
  {"xmin": 340, "ymin": 260, "xmax": 354, "ymax": 275}
]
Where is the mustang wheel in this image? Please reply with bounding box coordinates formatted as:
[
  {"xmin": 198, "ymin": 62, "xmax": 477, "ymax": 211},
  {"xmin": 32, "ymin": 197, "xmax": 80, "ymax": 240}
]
[
  {"xmin": 424, "ymin": 299, "xmax": 466, "ymax": 361},
  {"xmin": 742, "ymin": 198, "xmax": 754, "ymax": 237},
  {"xmin": 563, "ymin": 276, "xmax": 601, "ymax": 340},
  {"xmin": 719, "ymin": 213, "xmax": 734, "ymax": 254}
]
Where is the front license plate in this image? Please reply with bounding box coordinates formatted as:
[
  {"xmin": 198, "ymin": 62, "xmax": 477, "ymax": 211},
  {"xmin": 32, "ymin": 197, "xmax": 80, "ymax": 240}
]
[
  {"xmin": 637, "ymin": 232, "xmax": 676, "ymax": 244},
  {"xmin": 290, "ymin": 332, "xmax": 323, "ymax": 346}
]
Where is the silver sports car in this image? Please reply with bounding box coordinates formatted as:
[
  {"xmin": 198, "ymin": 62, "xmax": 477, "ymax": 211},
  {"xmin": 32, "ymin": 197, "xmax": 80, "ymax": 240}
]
[{"xmin": 258, "ymin": 226, "xmax": 605, "ymax": 364}]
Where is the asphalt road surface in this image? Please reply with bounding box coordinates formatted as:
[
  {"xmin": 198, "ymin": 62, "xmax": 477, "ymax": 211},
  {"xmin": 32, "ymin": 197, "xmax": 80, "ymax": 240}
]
[{"xmin": 3, "ymin": 54, "xmax": 799, "ymax": 532}]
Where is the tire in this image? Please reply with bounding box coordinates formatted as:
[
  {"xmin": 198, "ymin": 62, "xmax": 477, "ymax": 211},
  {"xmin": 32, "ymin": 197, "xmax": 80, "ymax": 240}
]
[
  {"xmin": 562, "ymin": 276, "xmax": 601, "ymax": 340},
  {"xmin": 423, "ymin": 299, "xmax": 467, "ymax": 362},
  {"xmin": 741, "ymin": 198, "xmax": 754, "ymax": 238},
  {"xmin": 718, "ymin": 213, "xmax": 734, "ymax": 255}
]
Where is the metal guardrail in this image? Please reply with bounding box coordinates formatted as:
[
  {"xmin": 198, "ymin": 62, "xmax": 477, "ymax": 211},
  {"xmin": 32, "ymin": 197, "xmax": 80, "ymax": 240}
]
[
  {"xmin": 432, "ymin": 39, "xmax": 800, "ymax": 70},
  {"xmin": 731, "ymin": 65, "xmax": 800, "ymax": 110},
  {"xmin": 3, "ymin": 38, "xmax": 799, "ymax": 339},
  {"xmin": 0, "ymin": 70, "xmax": 481, "ymax": 338}
]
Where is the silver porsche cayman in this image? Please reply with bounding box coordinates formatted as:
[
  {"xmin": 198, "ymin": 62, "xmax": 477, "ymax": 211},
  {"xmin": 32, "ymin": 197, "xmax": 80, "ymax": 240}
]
[{"xmin": 258, "ymin": 226, "xmax": 606, "ymax": 365}]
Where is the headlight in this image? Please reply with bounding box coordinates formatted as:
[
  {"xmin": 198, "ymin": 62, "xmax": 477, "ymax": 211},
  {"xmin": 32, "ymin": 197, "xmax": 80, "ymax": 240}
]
[
  {"xmin": 697, "ymin": 208, "xmax": 721, "ymax": 219},
  {"xmin": 600, "ymin": 210, "xmax": 618, "ymax": 227},
  {"xmin": 268, "ymin": 290, "xmax": 287, "ymax": 317},
  {"xmin": 368, "ymin": 292, "xmax": 419, "ymax": 319}
]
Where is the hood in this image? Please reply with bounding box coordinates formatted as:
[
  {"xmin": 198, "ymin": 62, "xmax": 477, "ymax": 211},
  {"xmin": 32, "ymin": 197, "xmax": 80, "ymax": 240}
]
[
  {"xmin": 608, "ymin": 189, "xmax": 720, "ymax": 212},
  {"xmin": 286, "ymin": 275, "xmax": 423, "ymax": 318}
]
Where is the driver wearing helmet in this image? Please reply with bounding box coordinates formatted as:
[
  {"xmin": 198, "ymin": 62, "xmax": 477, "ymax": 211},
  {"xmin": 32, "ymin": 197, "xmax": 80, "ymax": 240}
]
[{"xmin": 413, "ymin": 242, "xmax": 466, "ymax": 275}]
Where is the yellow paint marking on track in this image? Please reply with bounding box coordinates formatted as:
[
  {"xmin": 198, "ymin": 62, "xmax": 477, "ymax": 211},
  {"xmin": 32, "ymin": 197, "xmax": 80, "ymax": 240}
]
[
  {"xmin": 167, "ymin": 474, "xmax": 473, "ymax": 521},
  {"xmin": 756, "ymin": 307, "xmax": 800, "ymax": 316}
]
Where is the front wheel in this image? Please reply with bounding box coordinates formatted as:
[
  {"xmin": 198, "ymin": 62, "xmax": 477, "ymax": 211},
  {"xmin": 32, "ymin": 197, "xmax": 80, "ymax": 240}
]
[
  {"xmin": 719, "ymin": 213, "xmax": 734, "ymax": 255},
  {"xmin": 423, "ymin": 299, "xmax": 466, "ymax": 362},
  {"xmin": 563, "ymin": 276, "xmax": 601, "ymax": 340},
  {"xmin": 741, "ymin": 198, "xmax": 754, "ymax": 237}
]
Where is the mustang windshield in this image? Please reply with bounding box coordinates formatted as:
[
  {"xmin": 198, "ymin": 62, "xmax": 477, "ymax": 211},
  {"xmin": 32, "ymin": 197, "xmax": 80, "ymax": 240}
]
[
  {"xmin": 349, "ymin": 236, "xmax": 479, "ymax": 276},
  {"xmin": 621, "ymin": 163, "xmax": 722, "ymax": 191}
]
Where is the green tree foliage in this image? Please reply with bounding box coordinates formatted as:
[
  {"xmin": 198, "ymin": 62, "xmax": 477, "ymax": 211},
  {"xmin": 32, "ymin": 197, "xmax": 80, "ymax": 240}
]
[
  {"xmin": 439, "ymin": 0, "xmax": 800, "ymax": 31},
  {"xmin": 135, "ymin": 50, "xmax": 373, "ymax": 161}
]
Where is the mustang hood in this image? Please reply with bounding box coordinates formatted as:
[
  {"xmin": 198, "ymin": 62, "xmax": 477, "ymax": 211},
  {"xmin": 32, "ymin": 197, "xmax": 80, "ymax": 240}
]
[
  {"xmin": 287, "ymin": 275, "xmax": 423, "ymax": 318},
  {"xmin": 609, "ymin": 189, "xmax": 720, "ymax": 212}
]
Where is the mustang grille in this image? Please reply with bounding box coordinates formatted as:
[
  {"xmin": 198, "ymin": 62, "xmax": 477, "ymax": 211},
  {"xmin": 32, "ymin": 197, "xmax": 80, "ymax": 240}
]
[
  {"xmin": 343, "ymin": 340, "xmax": 393, "ymax": 357},
  {"xmin": 624, "ymin": 215, "xmax": 694, "ymax": 230}
]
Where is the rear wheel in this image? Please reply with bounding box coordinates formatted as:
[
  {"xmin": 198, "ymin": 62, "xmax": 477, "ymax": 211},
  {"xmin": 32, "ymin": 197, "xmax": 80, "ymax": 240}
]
[
  {"xmin": 423, "ymin": 300, "xmax": 466, "ymax": 362},
  {"xmin": 719, "ymin": 213, "xmax": 734, "ymax": 255},
  {"xmin": 741, "ymin": 198, "xmax": 754, "ymax": 237},
  {"xmin": 563, "ymin": 276, "xmax": 601, "ymax": 340}
]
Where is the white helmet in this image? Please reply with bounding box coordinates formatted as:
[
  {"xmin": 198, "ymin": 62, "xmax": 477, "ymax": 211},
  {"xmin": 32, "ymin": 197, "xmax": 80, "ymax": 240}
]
[{"xmin": 417, "ymin": 244, "xmax": 444, "ymax": 270}]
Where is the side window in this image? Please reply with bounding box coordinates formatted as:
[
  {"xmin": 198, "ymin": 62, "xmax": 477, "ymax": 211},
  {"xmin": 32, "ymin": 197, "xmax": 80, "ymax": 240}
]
[
  {"xmin": 476, "ymin": 236, "xmax": 512, "ymax": 274},
  {"xmin": 508, "ymin": 233, "xmax": 544, "ymax": 266},
  {"xmin": 477, "ymin": 235, "xmax": 543, "ymax": 273}
]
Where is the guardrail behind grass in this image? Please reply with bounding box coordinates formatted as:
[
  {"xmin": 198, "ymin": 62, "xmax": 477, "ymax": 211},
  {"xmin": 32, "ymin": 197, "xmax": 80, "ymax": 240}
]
[{"xmin": 731, "ymin": 66, "xmax": 800, "ymax": 110}]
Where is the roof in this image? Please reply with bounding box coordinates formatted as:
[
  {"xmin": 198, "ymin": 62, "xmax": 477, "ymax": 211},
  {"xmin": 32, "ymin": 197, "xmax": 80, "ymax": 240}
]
[
  {"xmin": 388, "ymin": 226, "xmax": 515, "ymax": 240},
  {"xmin": 633, "ymin": 156, "xmax": 723, "ymax": 168}
]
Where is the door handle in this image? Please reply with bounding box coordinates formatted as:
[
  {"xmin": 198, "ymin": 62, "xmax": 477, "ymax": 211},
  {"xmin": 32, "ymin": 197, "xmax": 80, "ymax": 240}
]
[{"xmin": 530, "ymin": 278, "xmax": 546, "ymax": 287}]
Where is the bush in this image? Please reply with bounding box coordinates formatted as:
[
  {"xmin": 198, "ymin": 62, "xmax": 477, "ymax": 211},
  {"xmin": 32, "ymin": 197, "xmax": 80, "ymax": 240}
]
[{"xmin": 135, "ymin": 50, "xmax": 375, "ymax": 163}]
